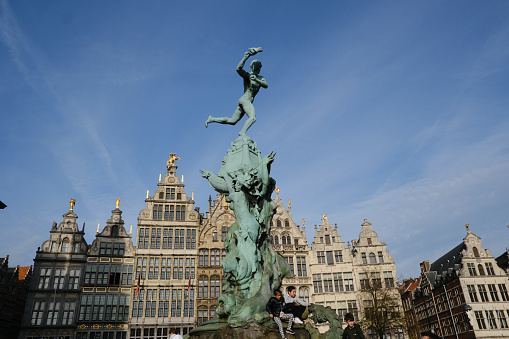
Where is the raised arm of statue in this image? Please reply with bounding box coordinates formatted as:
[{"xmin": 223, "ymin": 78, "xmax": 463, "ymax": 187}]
[{"xmin": 236, "ymin": 52, "xmax": 251, "ymax": 78}]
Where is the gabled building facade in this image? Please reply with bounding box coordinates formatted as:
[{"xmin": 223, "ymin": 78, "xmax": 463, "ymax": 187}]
[
  {"xmin": 75, "ymin": 200, "xmax": 135, "ymax": 339},
  {"xmin": 270, "ymin": 192, "xmax": 312, "ymax": 303},
  {"xmin": 414, "ymin": 224, "xmax": 509, "ymax": 338},
  {"xmin": 308, "ymin": 218, "xmax": 405, "ymax": 338},
  {"xmin": 19, "ymin": 200, "xmax": 88, "ymax": 339},
  {"xmin": 0, "ymin": 256, "xmax": 32, "ymax": 339},
  {"xmin": 130, "ymin": 158, "xmax": 201, "ymax": 339},
  {"xmin": 196, "ymin": 194, "xmax": 232, "ymax": 326}
]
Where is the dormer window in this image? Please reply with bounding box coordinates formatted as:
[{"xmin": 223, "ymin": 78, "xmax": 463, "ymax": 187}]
[
  {"xmin": 166, "ymin": 188, "xmax": 175, "ymax": 199},
  {"xmin": 50, "ymin": 242, "xmax": 57, "ymax": 252},
  {"xmin": 325, "ymin": 235, "xmax": 331, "ymax": 245},
  {"xmin": 473, "ymin": 247, "xmax": 480, "ymax": 257},
  {"xmin": 285, "ymin": 220, "xmax": 290, "ymax": 227},
  {"xmin": 369, "ymin": 253, "xmax": 376, "ymax": 264},
  {"xmin": 61, "ymin": 238, "xmax": 70, "ymax": 252},
  {"xmin": 478, "ymin": 264, "xmax": 485, "ymax": 276},
  {"xmin": 367, "ymin": 238, "xmax": 372, "ymax": 245},
  {"xmin": 111, "ymin": 225, "xmax": 119, "ymax": 237},
  {"xmin": 277, "ymin": 220, "xmax": 282, "ymax": 228}
]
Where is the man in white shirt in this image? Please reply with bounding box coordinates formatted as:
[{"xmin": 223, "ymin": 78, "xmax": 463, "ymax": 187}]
[
  {"xmin": 169, "ymin": 328, "xmax": 184, "ymax": 339},
  {"xmin": 283, "ymin": 286, "xmax": 311, "ymax": 324}
]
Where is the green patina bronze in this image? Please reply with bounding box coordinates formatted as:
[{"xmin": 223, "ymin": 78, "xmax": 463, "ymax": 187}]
[
  {"xmin": 205, "ymin": 47, "xmax": 268, "ymax": 136},
  {"xmin": 198, "ymin": 48, "xmax": 291, "ymax": 328},
  {"xmin": 305, "ymin": 304, "xmax": 344, "ymax": 339}
]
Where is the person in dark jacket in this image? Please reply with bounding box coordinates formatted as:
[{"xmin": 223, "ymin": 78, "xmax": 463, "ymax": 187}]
[
  {"xmin": 266, "ymin": 289, "xmax": 295, "ymax": 338},
  {"xmin": 342, "ymin": 312, "xmax": 365, "ymax": 339}
]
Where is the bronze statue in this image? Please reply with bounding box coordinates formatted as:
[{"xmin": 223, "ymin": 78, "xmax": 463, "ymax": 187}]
[{"xmin": 205, "ymin": 47, "xmax": 268, "ymax": 136}]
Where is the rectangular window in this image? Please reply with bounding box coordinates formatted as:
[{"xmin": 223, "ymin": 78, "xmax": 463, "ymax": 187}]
[
  {"xmin": 31, "ymin": 301, "xmax": 45, "ymax": 325},
  {"xmin": 61, "ymin": 301, "xmax": 75, "ymax": 325},
  {"xmin": 498, "ymin": 310, "xmax": 509, "ymax": 328},
  {"xmin": 344, "ymin": 272, "xmax": 354, "ymax": 291},
  {"xmin": 296, "ymin": 257, "xmax": 307, "ymax": 276},
  {"xmin": 323, "ymin": 273, "xmax": 333, "ymax": 293},
  {"xmin": 68, "ymin": 268, "xmax": 81, "ymax": 289},
  {"xmin": 333, "ymin": 273, "xmax": 344, "ymax": 292},
  {"xmin": 46, "ymin": 301, "xmax": 60, "ymax": 325},
  {"xmin": 317, "ymin": 251, "xmax": 325, "ymax": 264},
  {"xmin": 478, "ymin": 285, "xmax": 489, "ymax": 302},
  {"xmin": 378, "ymin": 252, "xmax": 384, "ymax": 263},
  {"xmin": 334, "ymin": 250, "xmax": 343, "ymax": 263},
  {"xmin": 166, "ymin": 188, "xmax": 175, "ymax": 200},
  {"xmin": 467, "ymin": 285, "xmax": 478, "ymax": 302},
  {"xmin": 53, "ymin": 268, "xmax": 66, "ymax": 289},
  {"xmin": 313, "ymin": 274, "xmax": 323, "ymax": 294},
  {"xmin": 383, "ymin": 271, "xmax": 394, "ymax": 288},
  {"xmin": 170, "ymin": 205, "xmax": 175, "ymax": 220},
  {"xmin": 326, "ymin": 251, "xmax": 334, "ymax": 265},
  {"xmin": 486, "ymin": 310, "xmax": 497, "ymax": 329},
  {"xmin": 285, "ymin": 257, "xmax": 294, "ymax": 274},
  {"xmin": 38, "ymin": 267, "xmax": 52, "ymax": 289},
  {"xmin": 488, "ymin": 284, "xmax": 499, "ymax": 301},
  {"xmin": 499, "ymin": 284, "xmax": 509, "ymax": 301},
  {"xmin": 359, "ymin": 273, "xmax": 369, "ymax": 290},
  {"xmin": 467, "ymin": 263, "xmax": 477, "ymax": 276},
  {"xmin": 371, "ymin": 272, "xmax": 382, "ymax": 288},
  {"xmin": 485, "ymin": 262, "xmax": 495, "ymax": 275},
  {"xmin": 361, "ymin": 253, "xmax": 367, "ymax": 264}
]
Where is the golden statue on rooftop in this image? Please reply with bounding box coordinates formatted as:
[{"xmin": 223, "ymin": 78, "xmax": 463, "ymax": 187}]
[
  {"xmin": 167, "ymin": 153, "xmax": 181, "ymax": 170},
  {"xmin": 116, "ymin": 198, "xmax": 120, "ymax": 209},
  {"xmin": 69, "ymin": 198, "xmax": 76, "ymax": 211}
]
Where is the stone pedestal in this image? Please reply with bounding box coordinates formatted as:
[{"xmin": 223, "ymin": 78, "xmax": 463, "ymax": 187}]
[{"xmin": 189, "ymin": 321, "xmax": 310, "ymax": 339}]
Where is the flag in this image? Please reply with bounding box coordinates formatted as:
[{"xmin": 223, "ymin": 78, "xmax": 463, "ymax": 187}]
[{"xmin": 135, "ymin": 274, "xmax": 140, "ymax": 297}]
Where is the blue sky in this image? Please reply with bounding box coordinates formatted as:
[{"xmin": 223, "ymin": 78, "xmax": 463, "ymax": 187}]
[{"xmin": 1, "ymin": 0, "xmax": 508, "ymax": 279}]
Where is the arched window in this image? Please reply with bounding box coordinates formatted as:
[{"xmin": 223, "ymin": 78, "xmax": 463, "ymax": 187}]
[
  {"xmin": 286, "ymin": 235, "xmax": 291, "ymax": 244},
  {"xmin": 282, "ymin": 234, "xmax": 291, "ymax": 244},
  {"xmin": 210, "ymin": 275, "xmax": 221, "ymax": 298},
  {"xmin": 197, "ymin": 306, "xmax": 208, "ymax": 326},
  {"xmin": 277, "ymin": 220, "xmax": 282, "ymax": 228},
  {"xmin": 473, "ymin": 247, "xmax": 480, "ymax": 257},
  {"xmin": 61, "ymin": 238, "xmax": 70, "ymax": 252},
  {"xmin": 369, "ymin": 253, "xmax": 376, "ymax": 264},
  {"xmin": 478, "ymin": 264, "xmax": 485, "ymax": 276},
  {"xmin": 285, "ymin": 219, "xmax": 290, "ymax": 227},
  {"xmin": 274, "ymin": 236, "xmax": 279, "ymax": 244},
  {"xmin": 198, "ymin": 276, "xmax": 208, "ymax": 298},
  {"xmin": 111, "ymin": 225, "xmax": 118, "ymax": 237},
  {"xmin": 209, "ymin": 306, "xmax": 216, "ymax": 320},
  {"xmin": 299, "ymin": 287, "xmax": 309, "ymax": 303}
]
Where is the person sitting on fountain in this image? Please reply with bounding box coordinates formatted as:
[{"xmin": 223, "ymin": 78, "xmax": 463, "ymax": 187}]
[
  {"xmin": 266, "ymin": 289, "xmax": 295, "ymax": 338},
  {"xmin": 283, "ymin": 285, "xmax": 311, "ymax": 324}
]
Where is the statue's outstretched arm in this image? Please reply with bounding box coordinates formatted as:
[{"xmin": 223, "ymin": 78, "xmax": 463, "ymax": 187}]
[
  {"xmin": 200, "ymin": 170, "xmax": 229, "ymax": 194},
  {"xmin": 236, "ymin": 52, "xmax": 250, "ymax": 78}
]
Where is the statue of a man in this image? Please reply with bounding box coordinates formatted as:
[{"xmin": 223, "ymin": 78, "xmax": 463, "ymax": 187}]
[{"xmin": 205, "ymin": 48, "xmax": 268, "ymax": 136}]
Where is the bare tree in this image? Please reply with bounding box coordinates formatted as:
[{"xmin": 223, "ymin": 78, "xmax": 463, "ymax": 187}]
[{"xmin": 358, "ymin": 269, "xmax": 407, "ymax": 339}]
